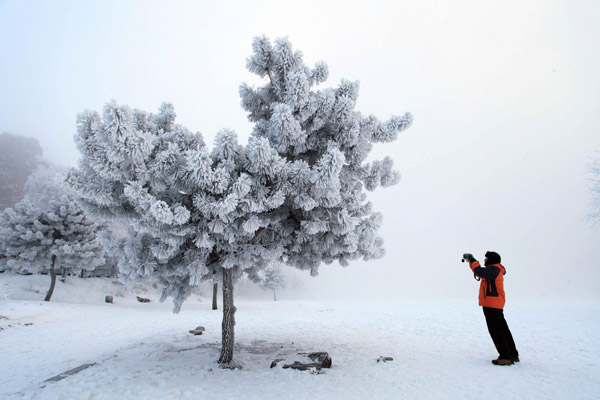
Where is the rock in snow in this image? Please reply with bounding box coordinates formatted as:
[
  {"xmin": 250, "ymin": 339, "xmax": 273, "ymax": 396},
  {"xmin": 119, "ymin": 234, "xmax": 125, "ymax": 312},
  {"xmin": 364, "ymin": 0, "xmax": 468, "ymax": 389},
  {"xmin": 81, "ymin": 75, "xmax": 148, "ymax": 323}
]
[
  {"xmin": 44, "ymin": 363, "xmax": 96, "ymax": 383},
  {"xmin": 271, "ymin": 352, "xmax": 332, "ymax": 371},
  {"xmin": 136, "ymin": 296, "xmax": 151, "ymax": 303},
  {"xmin": 189, "ymin": 326, "xmax": 205, "ymax": 335}
]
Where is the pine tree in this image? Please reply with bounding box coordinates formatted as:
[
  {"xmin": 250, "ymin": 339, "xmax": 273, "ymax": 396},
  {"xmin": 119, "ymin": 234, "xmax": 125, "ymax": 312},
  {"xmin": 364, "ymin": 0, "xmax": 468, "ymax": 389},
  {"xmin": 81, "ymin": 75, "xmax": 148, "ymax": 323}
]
[
  {"xmin": 250, "ymin": 263, "xmax": 286, "ymax": 301},
  {"xmin": 67, "ymin": 36, "xmax": 412, "ymax": 365},
  {"xmin": 0, "ymin": 168, "xmax": 105, "ymax": 301}
]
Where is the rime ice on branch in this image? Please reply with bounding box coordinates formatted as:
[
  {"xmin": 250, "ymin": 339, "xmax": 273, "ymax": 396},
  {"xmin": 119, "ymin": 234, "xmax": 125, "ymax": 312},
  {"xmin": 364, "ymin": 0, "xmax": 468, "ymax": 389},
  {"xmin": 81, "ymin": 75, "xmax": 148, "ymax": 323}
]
[{"xmin": 67, "ymin": 36, "xmax": 412, "ymax": 364}]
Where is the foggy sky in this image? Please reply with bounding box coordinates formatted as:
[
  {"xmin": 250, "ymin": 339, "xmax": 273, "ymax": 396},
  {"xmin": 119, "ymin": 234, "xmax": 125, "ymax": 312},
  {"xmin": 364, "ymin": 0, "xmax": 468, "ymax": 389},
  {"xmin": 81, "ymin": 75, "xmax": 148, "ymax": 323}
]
[{"xmin": 1, "ymin": 0, "xmax": 599, "ymax": 302}]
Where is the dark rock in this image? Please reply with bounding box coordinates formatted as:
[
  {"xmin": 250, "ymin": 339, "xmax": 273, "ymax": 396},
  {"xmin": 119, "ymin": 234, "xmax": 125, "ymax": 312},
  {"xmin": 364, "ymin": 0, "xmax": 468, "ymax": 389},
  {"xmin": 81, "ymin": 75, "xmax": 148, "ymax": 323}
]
[
  {"xmin": 306, "ymin": 352, "xmax": 332, "ymax": 368},
  {"xmin": 275, "ymin": 352, "xmax": 332, "ymax": 371},
  {"xmin": 105, "ymin": 296, "xmax": 113, "ymax": 304},
  {"xmin": 283, "ymin": 361, "xmax": 318, "ymax": 371},
  {"xmin": 270, "ymin": 358, "xmax": 285, "ymax": 368},
  {"xmin": 44, "ymin": 363, "xmax": 96, "ymax": 383},
  {"xmin": 377, "ymin": 356, "xmax": 394, "ymax": 362},
  {"xmin": 189, "ymin": 326, "xmax": 205, "ymax": 335},
  {"xmin": 136, "ymin": 296, "xmax": 151, "ymax": 303}
]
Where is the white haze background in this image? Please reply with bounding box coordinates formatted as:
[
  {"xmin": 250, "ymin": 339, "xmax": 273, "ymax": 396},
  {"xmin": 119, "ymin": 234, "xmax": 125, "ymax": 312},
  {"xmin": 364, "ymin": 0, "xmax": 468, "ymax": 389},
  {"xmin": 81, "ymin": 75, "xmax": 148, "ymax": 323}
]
[{"xmin": 1, "ymin": 0, "xmax": 599, "ymax": 302}]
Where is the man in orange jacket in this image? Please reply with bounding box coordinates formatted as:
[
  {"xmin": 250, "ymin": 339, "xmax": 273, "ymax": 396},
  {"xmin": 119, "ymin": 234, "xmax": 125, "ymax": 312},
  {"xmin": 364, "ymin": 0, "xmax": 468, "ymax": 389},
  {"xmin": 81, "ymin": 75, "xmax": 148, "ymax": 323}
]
[{"xmin": 463, "ymin": 251, "xmax": 519, "ymax": 366}]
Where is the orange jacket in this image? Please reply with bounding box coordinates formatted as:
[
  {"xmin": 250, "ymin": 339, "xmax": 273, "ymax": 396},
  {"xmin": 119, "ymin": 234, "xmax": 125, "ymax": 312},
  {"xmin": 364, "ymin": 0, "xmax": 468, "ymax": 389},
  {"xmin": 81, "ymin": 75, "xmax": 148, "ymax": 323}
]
[{"xmin": 469, "ymin": 261, "xmax": 506, "ymax": 309}]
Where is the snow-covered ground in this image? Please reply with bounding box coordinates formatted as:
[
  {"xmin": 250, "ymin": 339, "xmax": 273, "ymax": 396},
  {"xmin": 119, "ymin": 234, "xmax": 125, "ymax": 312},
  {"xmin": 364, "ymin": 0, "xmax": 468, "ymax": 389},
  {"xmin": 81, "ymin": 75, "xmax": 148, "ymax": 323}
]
[{"xmin": 1, "ymin": 274, "xmax": 598, "ymax": 400}]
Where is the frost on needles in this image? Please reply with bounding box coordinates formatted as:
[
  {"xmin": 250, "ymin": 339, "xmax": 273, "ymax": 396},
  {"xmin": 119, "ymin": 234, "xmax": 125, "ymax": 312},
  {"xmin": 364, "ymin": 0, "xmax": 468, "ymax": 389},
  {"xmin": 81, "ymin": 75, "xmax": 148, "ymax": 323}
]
[
  {"xmin": 0, "ymin": 166, "xmax": 105, "ymax": 301},
  {"xmin": 67, "ymin": 36, "xmax": 412, "ymax": 364}
]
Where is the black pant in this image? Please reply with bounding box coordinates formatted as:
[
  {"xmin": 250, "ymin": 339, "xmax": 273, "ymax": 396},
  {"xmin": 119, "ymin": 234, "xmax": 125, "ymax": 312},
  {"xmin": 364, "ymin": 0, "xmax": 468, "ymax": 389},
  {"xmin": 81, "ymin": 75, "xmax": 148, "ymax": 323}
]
[{"xmin": 483, "ymin": 307, "xmax": 519, "ymax": 359}]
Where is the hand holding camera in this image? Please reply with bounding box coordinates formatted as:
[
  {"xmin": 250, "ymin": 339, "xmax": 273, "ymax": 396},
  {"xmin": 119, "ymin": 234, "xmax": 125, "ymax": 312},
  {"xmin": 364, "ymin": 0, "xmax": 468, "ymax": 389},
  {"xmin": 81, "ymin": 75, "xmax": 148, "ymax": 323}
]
[
  {"xmin": 462, "ymin": 253, "xmax": 476, "ymax": 263},
  {"xmin": 462, "ymin": 253, "xmax": 480, "ymax": 281}
]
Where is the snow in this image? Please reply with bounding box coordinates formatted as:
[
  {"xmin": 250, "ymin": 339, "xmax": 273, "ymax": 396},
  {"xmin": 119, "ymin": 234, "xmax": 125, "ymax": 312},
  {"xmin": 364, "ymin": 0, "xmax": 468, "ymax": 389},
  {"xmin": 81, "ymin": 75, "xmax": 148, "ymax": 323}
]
[{"xmin": 1, "ymin": 274, "xmax": 599, "ymax": 400}]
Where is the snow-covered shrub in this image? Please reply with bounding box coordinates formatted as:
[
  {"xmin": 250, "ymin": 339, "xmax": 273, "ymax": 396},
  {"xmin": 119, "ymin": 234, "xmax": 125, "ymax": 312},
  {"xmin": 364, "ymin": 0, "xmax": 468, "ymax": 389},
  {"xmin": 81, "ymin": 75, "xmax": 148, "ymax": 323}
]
[{"xmin": 0, "ymin": 168, "xmax": 105, "ymax": 301}]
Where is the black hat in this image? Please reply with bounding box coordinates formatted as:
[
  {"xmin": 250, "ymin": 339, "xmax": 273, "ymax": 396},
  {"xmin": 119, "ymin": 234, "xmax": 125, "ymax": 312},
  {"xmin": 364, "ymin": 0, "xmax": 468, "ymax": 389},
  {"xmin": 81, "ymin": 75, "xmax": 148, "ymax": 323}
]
[{"xmin": 485, "ymin": 251, "xmax": 501, "ymax": 265}]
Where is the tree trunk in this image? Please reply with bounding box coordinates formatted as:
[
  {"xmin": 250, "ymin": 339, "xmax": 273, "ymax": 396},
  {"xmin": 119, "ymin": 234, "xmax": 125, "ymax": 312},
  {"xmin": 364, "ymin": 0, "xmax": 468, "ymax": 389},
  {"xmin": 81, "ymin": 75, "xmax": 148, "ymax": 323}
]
[
  {"xmin": 60, "ymin": 267, "xmax": 67, "ymax": 282},
  {"xmin": 44, "ymin": 255, "xmax": 57, "ymax": 302},
  {"xmin": 218, "ymin": 268, "xmax": 236, "ymax": 365},
  {"xmin": 273, "ymin": 290, "xmax": 277, "ymax": 302},
  {"xmin": 212, "ymin": 276, "xmax": 218, "ymax": 310}
]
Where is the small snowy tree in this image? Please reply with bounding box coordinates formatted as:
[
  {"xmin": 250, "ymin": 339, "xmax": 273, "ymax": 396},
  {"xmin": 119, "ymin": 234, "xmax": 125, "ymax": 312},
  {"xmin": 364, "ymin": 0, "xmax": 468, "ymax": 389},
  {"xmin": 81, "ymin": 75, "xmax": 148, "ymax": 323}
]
[
  {"xmin": 250, "ymin": 263, "xmax": 286, "ymax": 301},
  {"xmin": 0, "ymin": 168, "xmax": 105, "ymax": 301},
  {"xmin": 67, "ymin": 36, "xmax": 412, "ymax": 365}
]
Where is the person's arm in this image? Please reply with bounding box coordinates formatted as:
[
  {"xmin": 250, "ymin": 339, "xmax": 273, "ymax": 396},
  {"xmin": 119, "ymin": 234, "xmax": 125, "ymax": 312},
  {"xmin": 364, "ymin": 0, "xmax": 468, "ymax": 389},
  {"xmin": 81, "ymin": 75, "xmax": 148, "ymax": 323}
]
[{"xmin": 470, "ymin": 261, "xmax": 500, "ymax": 280}]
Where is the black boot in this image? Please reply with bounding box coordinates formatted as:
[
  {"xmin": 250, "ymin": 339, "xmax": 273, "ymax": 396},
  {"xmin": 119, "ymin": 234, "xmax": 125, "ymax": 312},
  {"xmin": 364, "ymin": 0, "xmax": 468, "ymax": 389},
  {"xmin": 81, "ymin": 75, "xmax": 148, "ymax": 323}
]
[{"xmin": 492, "ymin": 357, "xmax": 514, "ymax": 366}]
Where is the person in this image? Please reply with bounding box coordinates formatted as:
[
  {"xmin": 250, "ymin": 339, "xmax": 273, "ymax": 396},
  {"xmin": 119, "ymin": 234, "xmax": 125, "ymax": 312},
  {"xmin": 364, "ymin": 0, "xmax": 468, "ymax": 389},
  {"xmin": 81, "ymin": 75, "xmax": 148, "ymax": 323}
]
[{"xmin": 463, "ymin": 251, "xmax": 519, "ymax": 366}]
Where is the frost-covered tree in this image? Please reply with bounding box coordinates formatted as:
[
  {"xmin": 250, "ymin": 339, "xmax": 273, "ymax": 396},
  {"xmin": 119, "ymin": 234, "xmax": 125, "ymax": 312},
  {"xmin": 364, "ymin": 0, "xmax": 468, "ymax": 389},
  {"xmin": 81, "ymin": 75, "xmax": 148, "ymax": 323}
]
[
  {"xmin": 250, "ymin": 263, "xmax": 286, "ymax": 301},
  {"xmin": 0, "ymin": 168, "xmax": 105, "ymax": 301},
  {"xmin": 0, "ymin": 133, "xmax": 43, "ymax": 210},
  {"xmin": 23, "ymin": 164, "xmax": 69, "ymax": 209},
  {"xmin": 67, "ymin": 36, "xmax": 412, "ymax": 365}
]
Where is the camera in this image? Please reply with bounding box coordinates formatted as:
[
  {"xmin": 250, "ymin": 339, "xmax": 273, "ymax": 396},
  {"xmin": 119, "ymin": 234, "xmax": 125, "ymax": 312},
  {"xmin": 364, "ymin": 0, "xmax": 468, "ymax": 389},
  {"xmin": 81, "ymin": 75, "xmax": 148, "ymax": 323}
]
[{"xmin": 461, "ymin": 253, "xmax": 474, "ymax": 263}]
